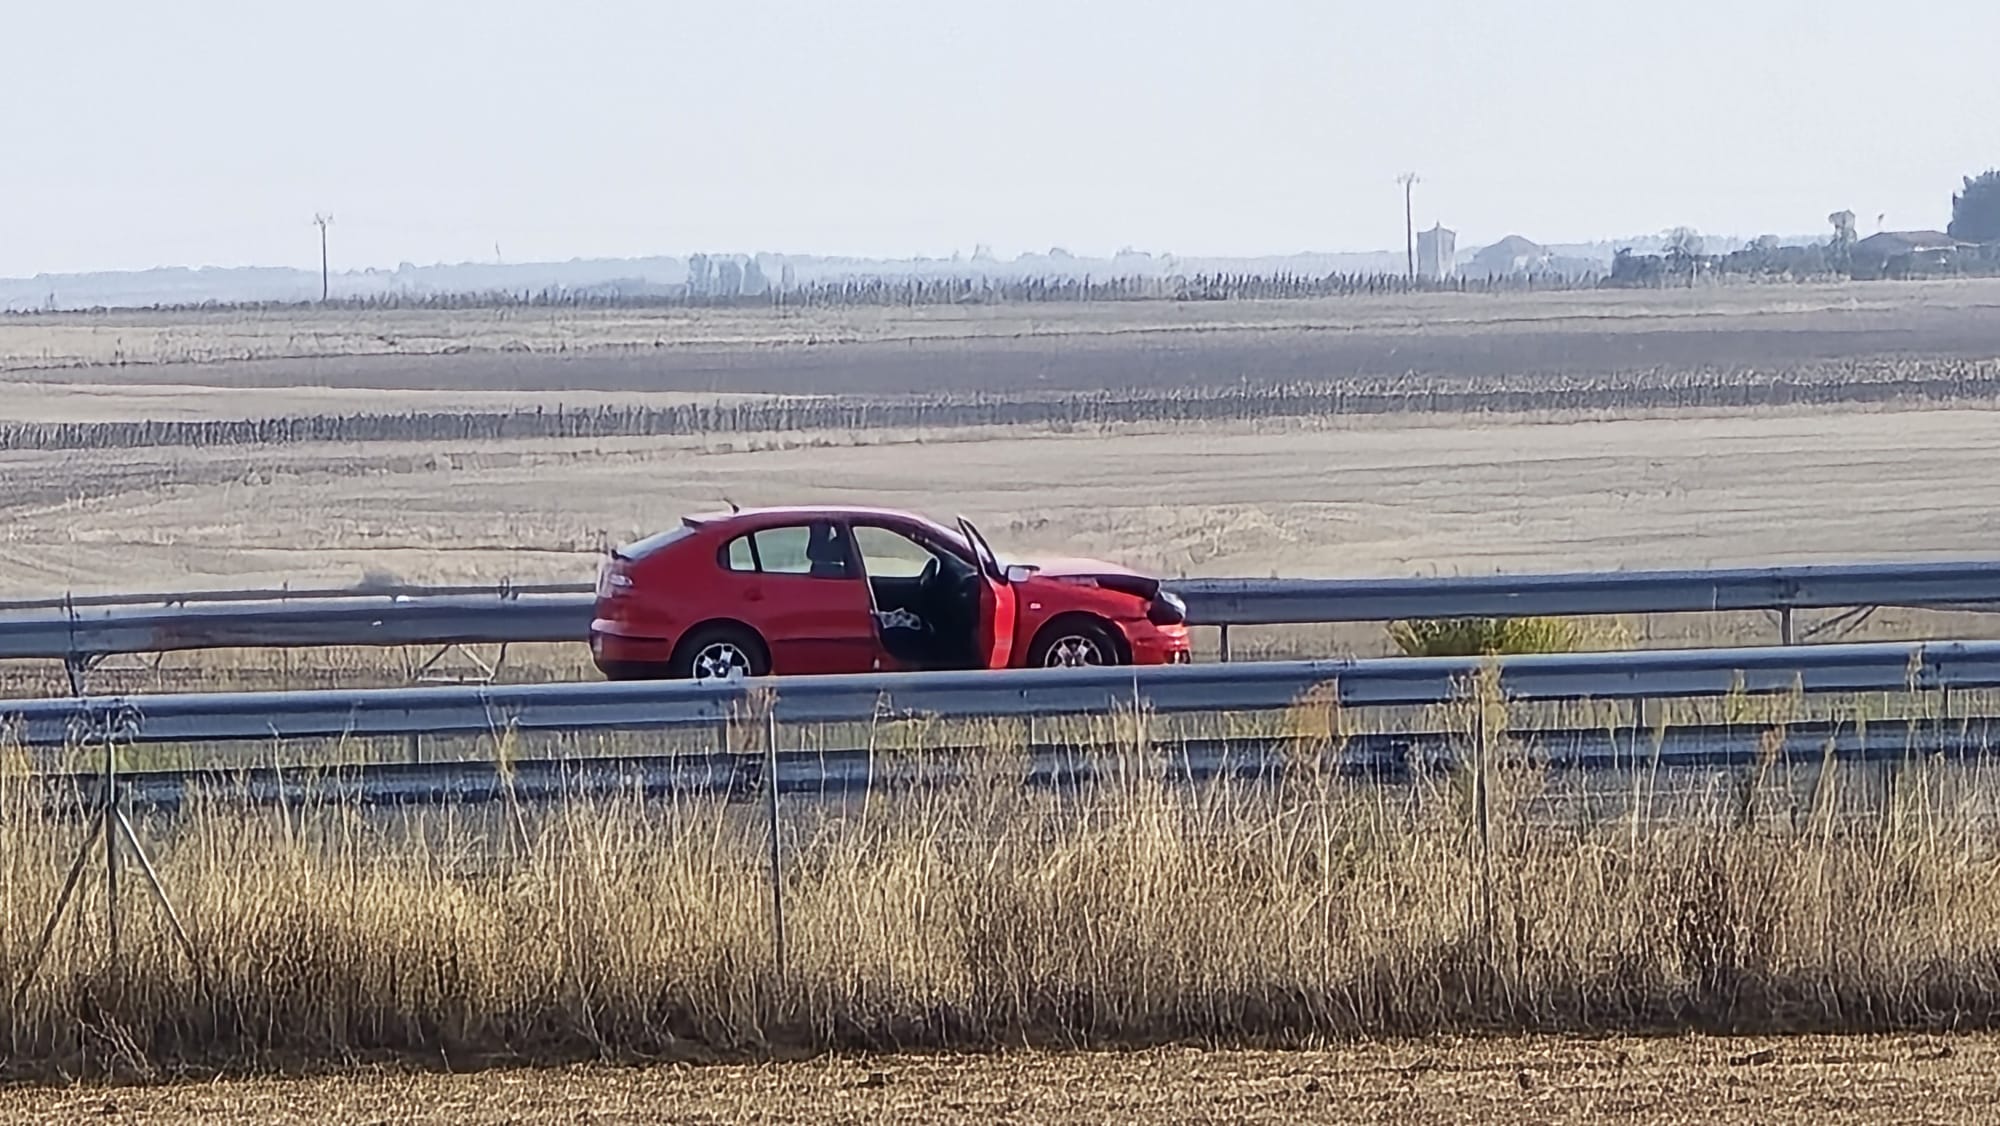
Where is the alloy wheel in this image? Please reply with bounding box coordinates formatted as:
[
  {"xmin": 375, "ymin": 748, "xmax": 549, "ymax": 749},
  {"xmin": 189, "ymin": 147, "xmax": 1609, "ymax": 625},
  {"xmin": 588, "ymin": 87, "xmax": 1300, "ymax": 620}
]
[
  {"xmin": 1043, "ymin": 635, "xmax": 1109, "ymax": 667},
  {"xmin": 691, "ymin": 641, "xmax": 752, "ymax": 680}
]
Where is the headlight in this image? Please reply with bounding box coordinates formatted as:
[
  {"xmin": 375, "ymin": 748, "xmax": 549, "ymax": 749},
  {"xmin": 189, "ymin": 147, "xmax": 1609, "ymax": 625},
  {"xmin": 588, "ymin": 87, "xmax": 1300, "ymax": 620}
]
[{"xmin": 1147, "ymin": 590, "xmax": 1187, "ymax": 626}]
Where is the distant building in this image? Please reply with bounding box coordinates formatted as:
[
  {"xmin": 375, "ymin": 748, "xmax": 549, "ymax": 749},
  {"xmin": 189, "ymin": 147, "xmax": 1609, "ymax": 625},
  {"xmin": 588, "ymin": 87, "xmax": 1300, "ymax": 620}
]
[
  {"xmin": 1467, "ymin": 234, "xmax": 1550, "ymax": 278},
  {"xmin": 1850, "ymin": 230, "xmax": 1969, "ymax": 278},
  {"xmin": 1416, "ymin": 225, "xmax": 1456, "ymax": 280}
]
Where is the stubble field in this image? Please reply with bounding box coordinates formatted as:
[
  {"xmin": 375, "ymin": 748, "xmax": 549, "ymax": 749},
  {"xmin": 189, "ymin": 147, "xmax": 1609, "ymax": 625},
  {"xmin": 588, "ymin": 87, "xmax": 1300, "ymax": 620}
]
[
  {"xmin": 6, "ymin": 278, "xmax": 2000, "ymax": 608},
  {"xmin": 10, "ymin": 279, "xmax": 2000, "ymax": 395}
]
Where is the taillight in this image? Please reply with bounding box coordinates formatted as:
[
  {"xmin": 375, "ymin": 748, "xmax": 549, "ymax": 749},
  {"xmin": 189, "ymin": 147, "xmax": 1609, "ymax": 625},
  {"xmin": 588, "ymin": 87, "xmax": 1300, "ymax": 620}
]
[
  {"xmin": 596, "ymin": 558, "xmax": 635, "ymax": 599},
  {"xmin": 1147, "ymin": 590, "xmax": 1187, "ymax": 626}
]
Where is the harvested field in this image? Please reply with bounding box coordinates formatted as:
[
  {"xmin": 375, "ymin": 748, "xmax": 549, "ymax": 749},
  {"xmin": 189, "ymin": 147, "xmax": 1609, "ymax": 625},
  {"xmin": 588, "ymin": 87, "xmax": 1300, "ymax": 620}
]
[
  {"xmin": 4, "ymin": 404, "xmax": 2000, "ymax": 596},
  {"xmin": 6, "ymin": 280, "xmax": 2000, "ymax": 396},
  {"xmin": 5, "ymin": 288, "xmax": 2000, "ymax": 683},
  {"xmin": 9, "ymin": 360, "xmax": 2000, "ymax": 452},
  {"xmin": 0, "ymin": 1035, "xmax": 1988, "ymax": 1124},
  {"xmin": 0, "ymin": 380, "xmax": 793, "ymax": 425}
]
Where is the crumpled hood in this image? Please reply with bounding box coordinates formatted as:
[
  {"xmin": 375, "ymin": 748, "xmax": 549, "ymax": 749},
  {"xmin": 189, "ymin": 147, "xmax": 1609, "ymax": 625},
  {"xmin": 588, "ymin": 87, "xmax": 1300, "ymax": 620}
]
[
  {"xmin": 1013, "ymin": 554, "xmax": 1149, "ymax": 579},
  {"xmin": 1007, "ymin": 554, "xmax": 1161, "ymax": 597}
]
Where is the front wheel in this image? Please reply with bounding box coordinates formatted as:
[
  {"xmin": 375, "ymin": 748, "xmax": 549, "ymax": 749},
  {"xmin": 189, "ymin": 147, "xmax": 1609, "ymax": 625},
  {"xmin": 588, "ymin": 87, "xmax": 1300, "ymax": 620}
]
[
  {"xmin": 672, "ymin": 624, "xmax": 770, "ymax": 681},
  {"xmin": 1028, "ymin": 619, "xmax": 1123, "ymax": 668}
]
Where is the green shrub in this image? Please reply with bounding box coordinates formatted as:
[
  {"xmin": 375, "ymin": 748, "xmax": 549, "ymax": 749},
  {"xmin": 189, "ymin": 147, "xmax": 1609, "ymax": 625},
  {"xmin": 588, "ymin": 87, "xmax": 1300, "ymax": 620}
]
[{"xmin": 1387, "ymin": 616, "xmax": 1586, "ymax": 657}]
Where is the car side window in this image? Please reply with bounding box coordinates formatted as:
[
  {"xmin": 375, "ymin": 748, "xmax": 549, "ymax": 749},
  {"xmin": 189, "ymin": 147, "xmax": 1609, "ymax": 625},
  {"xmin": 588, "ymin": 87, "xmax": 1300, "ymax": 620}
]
[
  {"xmin": 852, "ymin": 525, "xmax": 937, "ymax": 578},
  {"xmin": 722, "ymin": 535, "xmax": 757, "ymax": 572},
  {"xmin": 731, "ymin": 521, "xmax": 853, "ymax": 579}
]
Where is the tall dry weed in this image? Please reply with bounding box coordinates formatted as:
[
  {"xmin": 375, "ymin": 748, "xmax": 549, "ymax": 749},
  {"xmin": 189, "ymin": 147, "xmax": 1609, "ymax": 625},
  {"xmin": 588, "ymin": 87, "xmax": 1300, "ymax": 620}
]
[{"xmin": 2, "ymin": 712, "xmax": 2000, "ymax": 1079}]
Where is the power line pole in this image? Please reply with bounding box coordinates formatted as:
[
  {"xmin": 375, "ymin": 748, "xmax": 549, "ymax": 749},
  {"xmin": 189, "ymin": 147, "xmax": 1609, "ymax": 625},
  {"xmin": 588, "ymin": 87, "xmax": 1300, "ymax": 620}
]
[
  {"xmin": 313, "ymin": 213, "xmax": 334, "ymax": 301},
  {"xmin": 1396, "ymin": 173, "xmax": 1420, "ymax": 280}
]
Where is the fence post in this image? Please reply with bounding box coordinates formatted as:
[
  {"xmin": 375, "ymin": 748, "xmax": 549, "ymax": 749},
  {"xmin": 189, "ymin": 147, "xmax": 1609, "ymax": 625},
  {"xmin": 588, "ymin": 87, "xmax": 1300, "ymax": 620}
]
[
  {"xmin": 1472, "ymin": 690, "xmax": 1494, "ymax": 964},
  {"xmin": 765, "ymin": 708, "xmax": 787, "ymax": 983},
  {"xmin": 104, "ymin": 732, "xmax": 120, "ymax": 977}
]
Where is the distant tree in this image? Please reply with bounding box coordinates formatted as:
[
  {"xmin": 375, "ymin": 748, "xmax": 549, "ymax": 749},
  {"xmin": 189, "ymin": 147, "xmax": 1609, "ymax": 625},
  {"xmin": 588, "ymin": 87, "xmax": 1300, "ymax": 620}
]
[
  {"xmin": 715, "ymin": 259, "xmax": 744, "ymax": 297},
  {"xmin": 1826, "ymin": 210, "xmax": 1858, "ymax": 275},
  {"xmin": 1948, "ymin": 171, "xmax": 2000, "ymax": 243},
  {"xmin": 1664, "ymin": 226, "xmax": 1705, "ymax": 258},
  {"xmin": 1659, "ymin": 227, "xmax": 1705, "ymax": 286}
]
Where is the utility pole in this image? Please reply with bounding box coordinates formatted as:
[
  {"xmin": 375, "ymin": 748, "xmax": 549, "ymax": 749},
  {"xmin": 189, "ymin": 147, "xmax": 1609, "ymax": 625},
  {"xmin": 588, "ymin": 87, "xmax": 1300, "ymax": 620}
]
[
  {"xmin": 1396, "ymin": 173, "xmax": 1420, "ymax": 280},
  {"xmin": 313, "ymin": 213, "xmax": 334, "ymax": 301}
]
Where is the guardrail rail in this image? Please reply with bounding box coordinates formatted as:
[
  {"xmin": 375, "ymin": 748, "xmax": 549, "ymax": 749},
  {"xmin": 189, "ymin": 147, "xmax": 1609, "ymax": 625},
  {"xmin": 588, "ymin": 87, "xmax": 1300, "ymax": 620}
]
[{"xmin": 3, "ymin": 559, "xmax": 1998, "ymax": 674}]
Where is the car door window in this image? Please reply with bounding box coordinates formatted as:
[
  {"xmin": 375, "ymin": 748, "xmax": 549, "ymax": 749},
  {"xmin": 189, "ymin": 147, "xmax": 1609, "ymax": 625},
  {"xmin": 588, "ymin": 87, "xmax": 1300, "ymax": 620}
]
[
  {"xmin": 852, "ymin": 525, "xmax": 938, "ymax": 578},
  {"xmin": 747, "ymin": 522, "xmax": 852, "ymax": 579}
]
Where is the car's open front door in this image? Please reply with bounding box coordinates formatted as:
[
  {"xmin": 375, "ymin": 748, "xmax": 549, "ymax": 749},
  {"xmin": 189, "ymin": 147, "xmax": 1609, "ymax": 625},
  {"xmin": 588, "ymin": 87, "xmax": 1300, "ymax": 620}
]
[{"xmin": 956, "ymin": 516, "xmax": 1017, "ymax": 669}]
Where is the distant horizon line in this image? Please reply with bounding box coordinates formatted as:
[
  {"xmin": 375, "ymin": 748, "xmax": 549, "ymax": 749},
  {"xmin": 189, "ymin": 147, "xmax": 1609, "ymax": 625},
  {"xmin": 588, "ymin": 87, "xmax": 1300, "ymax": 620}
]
[{"xmin": 4, "ymin": 229, "xmax": 1834, "ymax": 283}]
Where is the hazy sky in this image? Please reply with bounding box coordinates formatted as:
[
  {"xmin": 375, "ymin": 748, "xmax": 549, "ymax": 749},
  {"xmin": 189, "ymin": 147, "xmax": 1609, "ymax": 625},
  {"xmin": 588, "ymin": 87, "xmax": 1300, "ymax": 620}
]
[{"xmin": 4, "ymin": 0, "xmax": 1994, "ymax": 275}]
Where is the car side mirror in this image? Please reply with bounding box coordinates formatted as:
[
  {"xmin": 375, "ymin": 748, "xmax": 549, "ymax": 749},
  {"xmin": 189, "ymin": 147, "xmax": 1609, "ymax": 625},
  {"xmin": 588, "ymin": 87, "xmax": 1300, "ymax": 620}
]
[{"xmin": 1004, "ymin": 564, "xmax": 1031, "ymax": 584}]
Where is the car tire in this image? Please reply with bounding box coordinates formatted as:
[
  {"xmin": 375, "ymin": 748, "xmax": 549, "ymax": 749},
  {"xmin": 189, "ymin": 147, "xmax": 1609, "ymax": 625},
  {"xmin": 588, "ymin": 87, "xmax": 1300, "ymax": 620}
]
[
  {"xmin": 672, "ymin": 623, "xmax": 770, "ymax": 681},
  {"xmin": 1028, "ymin": 618, "xmax": 1124, "ymax": 668}
]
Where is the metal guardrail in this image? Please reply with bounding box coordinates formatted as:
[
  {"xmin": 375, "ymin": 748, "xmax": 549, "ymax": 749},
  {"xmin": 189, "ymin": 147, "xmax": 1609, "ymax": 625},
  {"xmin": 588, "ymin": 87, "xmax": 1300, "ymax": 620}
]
[
  {"xmin": 31, "ymin": 718, "xmax": 2000, "ymax": 814},
  {"xmin": 0, "ymin": 594, "xmax": 588, "ymax": 663},
  {"xmin": 0, "ymin": 579, "xmax": 588, "ymax": 614},
  {"xmin": 3, "ymin": 559, "xmax": 2000, "ymax": 665},
  {"xmin": 1178, "ymin": 560, "xmax": 2000, "ymax": 625},
  {"xmin": 4, "ymin": 640, "xmax": 1995, "ymax": 749}
]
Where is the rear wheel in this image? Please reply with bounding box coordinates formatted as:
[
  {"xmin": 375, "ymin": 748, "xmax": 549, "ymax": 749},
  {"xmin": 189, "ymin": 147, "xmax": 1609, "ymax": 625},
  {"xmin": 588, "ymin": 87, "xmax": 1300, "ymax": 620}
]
[
  {"xmin": 672, "ymin": 624, "xmax": 770, "ymax": 681},
  {"xmin": 1029, "ymin": 618, "xmax": 1123, "ymax": 668}
]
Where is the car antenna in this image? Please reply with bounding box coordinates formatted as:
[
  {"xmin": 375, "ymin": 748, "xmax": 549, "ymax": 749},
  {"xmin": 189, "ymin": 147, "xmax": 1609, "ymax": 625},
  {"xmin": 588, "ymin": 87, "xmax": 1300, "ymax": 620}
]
[{"xmin": 725, "ymin": 497, "xmax": 740, "ymax": 513}]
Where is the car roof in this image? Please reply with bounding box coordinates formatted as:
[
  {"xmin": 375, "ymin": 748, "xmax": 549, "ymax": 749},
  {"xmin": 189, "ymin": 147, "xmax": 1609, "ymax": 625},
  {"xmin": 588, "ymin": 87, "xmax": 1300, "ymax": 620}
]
[{"xmin": 683, "ymin": 504, "xmax": 944, "ymax": 527}]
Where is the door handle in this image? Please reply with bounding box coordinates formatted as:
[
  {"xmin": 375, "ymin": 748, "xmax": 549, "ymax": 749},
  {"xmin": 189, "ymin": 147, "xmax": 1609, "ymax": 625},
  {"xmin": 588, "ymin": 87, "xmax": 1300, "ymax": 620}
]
[{"xmin": 745, "ymin": 587, "xmax": 764, "ymax": 602}]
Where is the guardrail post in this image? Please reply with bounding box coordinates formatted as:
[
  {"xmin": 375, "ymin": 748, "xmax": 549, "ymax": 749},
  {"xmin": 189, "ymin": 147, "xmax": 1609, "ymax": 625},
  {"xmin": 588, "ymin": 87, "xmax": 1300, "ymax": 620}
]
[
  {"xmin": 1779, "ymin": 607, "xmax": 1795, "ymax": 646},
  {"xmin": 13, "ymin": 710, "xmax": 202, "ymax": 1005},
  {"xmin": 764, "ymin": 709, "xmax": 787, "ymax": 985},
  {"xmin": 104, "ymin": 733, "xmax": 120, "ymax": 976},
  {"xmin": 1218, "ymin": 624, "xmax": 1232, "ymax": 663},
  {"xmin": 1471, "ymin": 697, "xmax": 1494, "ymax": 963}
]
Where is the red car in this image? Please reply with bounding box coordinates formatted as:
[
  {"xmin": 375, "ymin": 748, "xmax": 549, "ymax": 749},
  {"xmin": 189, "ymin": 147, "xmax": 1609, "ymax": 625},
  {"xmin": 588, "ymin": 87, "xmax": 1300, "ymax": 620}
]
[{"xmin": 589, "ymin": 505, "xmax": 1192, "ymax": 680}]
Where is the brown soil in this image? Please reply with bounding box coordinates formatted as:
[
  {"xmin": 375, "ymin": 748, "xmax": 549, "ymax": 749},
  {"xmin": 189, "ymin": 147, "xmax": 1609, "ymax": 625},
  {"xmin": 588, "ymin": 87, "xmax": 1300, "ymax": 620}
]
[{"xmin": 0, "ymin": 1036, "xmax": 1984, "ymax": 1124}]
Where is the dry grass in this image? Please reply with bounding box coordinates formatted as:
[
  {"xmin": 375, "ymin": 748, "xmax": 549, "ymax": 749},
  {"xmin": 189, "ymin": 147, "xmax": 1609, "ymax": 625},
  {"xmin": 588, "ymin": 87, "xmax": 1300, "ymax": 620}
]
[{"xmin": 4, "ymin": 680, "xmax": 2000, "ymax": 1082}]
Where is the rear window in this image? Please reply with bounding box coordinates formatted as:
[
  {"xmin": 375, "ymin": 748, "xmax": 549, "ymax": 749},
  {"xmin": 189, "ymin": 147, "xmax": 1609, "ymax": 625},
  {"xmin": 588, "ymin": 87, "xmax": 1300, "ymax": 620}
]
[{"xmin": 619, "ymin": 524, "xmax": 698, "ymax": 560}]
